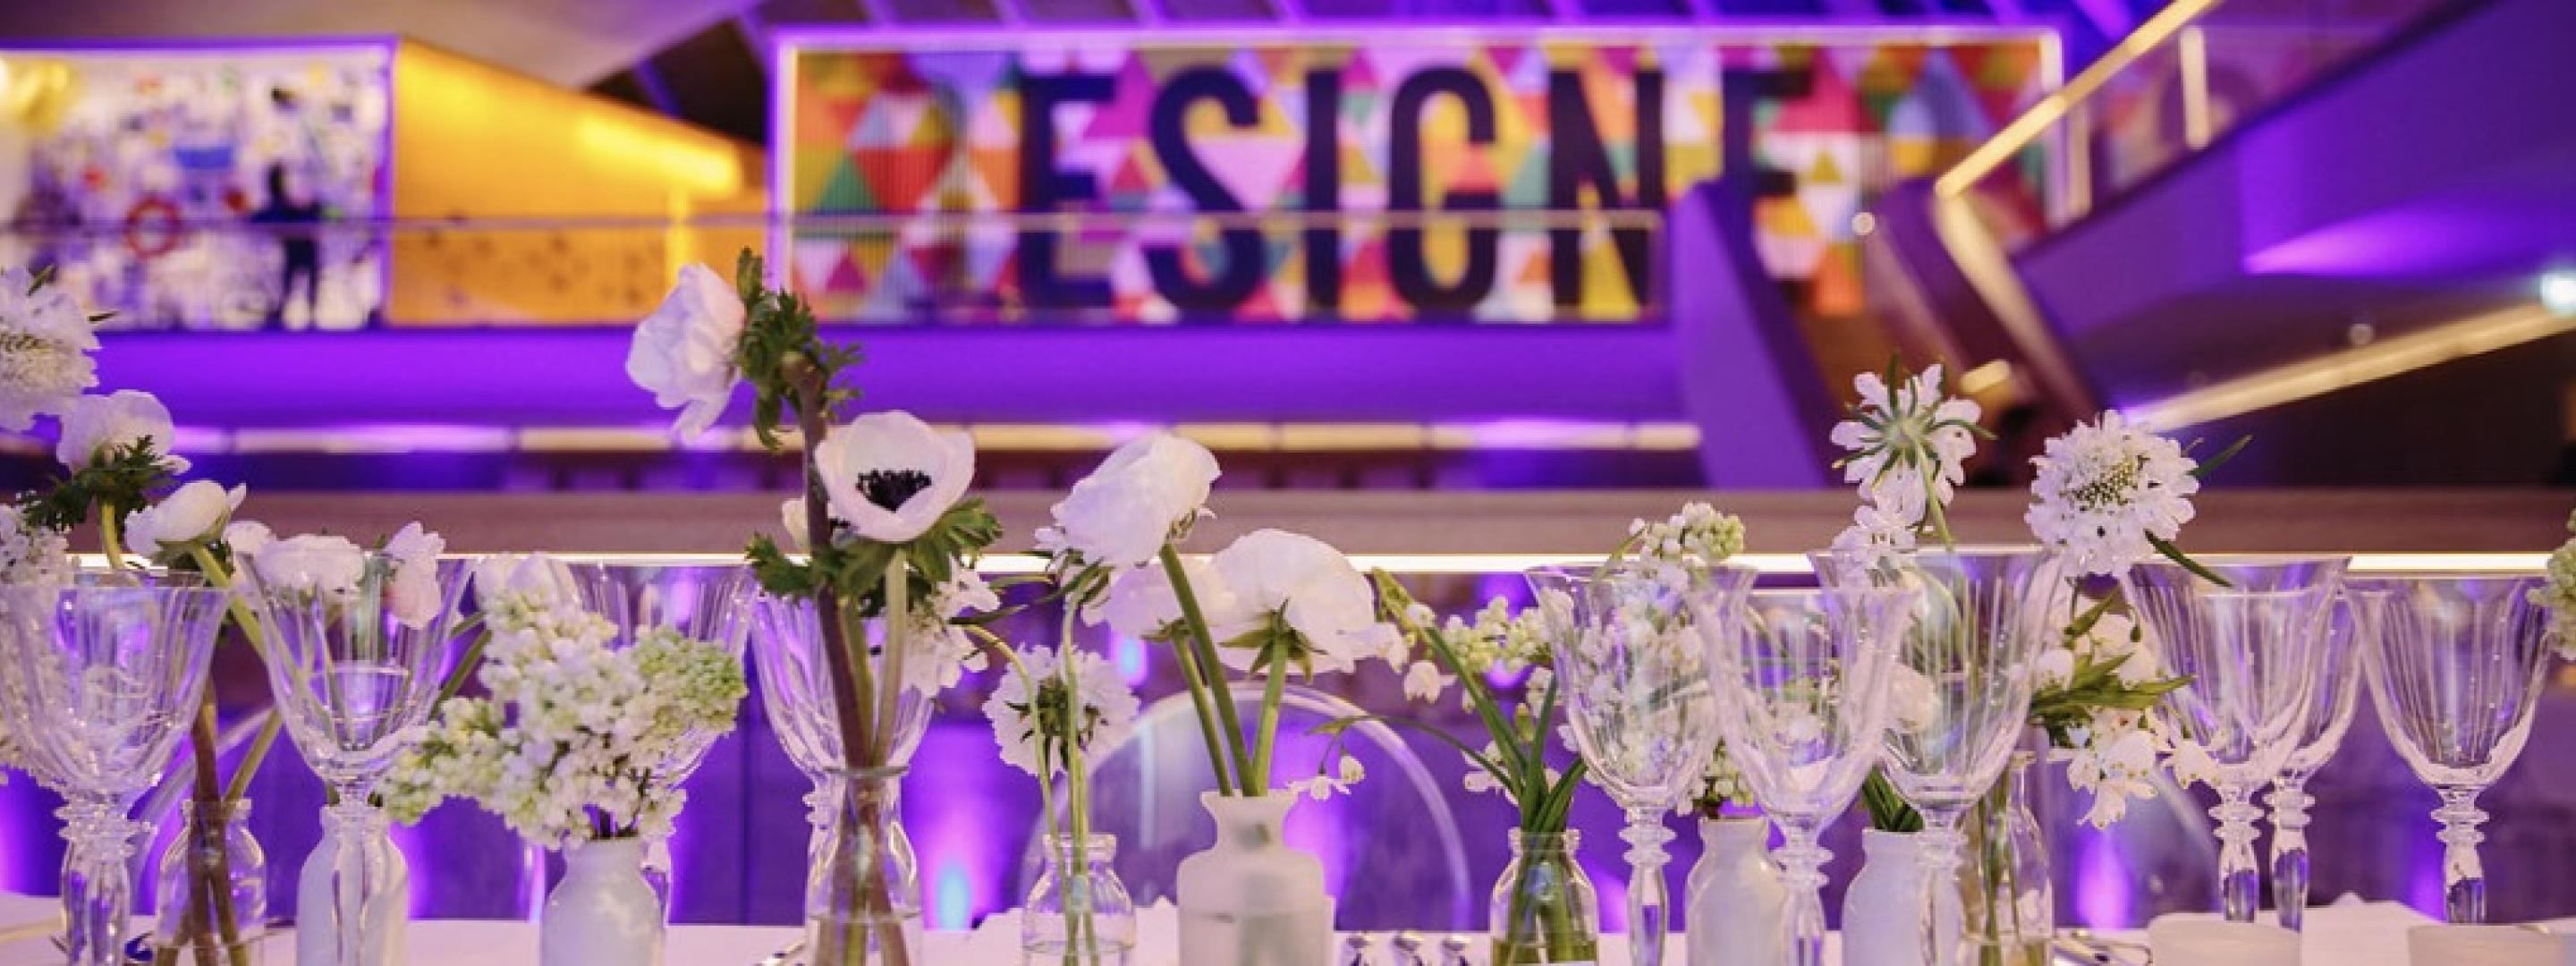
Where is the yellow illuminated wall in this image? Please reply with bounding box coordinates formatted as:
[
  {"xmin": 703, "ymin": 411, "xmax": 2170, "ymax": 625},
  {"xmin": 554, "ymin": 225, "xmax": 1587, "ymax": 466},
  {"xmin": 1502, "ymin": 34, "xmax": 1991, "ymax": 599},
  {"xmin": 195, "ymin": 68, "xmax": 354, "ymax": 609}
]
[{"xmin": 390, "ymin": 41, "xmax": 765, "ymax": 325}]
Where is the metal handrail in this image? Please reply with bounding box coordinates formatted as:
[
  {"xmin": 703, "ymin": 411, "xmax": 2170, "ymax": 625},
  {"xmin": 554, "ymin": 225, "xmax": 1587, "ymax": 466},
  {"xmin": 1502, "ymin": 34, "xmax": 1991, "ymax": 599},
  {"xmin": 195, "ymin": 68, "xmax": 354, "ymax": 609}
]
[{"xmin": 1934, "ymin": 0, "xmax": 2228, "ymax": 200}]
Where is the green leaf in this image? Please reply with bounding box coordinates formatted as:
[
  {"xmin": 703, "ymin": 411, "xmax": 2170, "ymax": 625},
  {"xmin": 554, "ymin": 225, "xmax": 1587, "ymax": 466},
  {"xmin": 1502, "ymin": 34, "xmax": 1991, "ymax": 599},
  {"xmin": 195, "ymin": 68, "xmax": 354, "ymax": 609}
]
[
  {"xmin": 2189, "ymin": 436, "xmax": 2251, "ymax": 479},
  {"xmin": 2147, "ymin": 533, "xmax": 2234, "ymax": 589},
  {"xmin": 1860, "ymin": 768, "xmax": 1923, "ymax": 833}
]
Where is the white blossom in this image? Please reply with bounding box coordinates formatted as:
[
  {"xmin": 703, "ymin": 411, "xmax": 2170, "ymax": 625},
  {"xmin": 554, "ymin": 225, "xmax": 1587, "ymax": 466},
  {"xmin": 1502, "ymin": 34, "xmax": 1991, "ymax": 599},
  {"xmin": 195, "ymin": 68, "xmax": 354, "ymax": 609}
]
[
  {"xmin": 250, "ymin": 532, "xmax": 367, "ymax": 604},
  {"xmin": 2530, "ymin": 510, "xmax": 2576, "ymax": 657},
  {"xmin": 811, "ymin": 411, "xmax": 973, "ymax": 544},
  {"xmin": 0, "ymin": 506, "xmax": 70, "ymax": 588},
  {"xmin": 123, "ymin": 480, "xmax": 244, "ymax": 559},
  {"xmin": 56, "ymin": 390, "xmax": 185, "ymax": 473},
  {"xmin": 1288, "ymin": 757, "xmax": 1365, "ymax": 801},
  {"xmin": 1087, "ymin": 555, "xmax": 1233, "ymax": 641},
  {"xmin": 1626, "ymin": 502, "xmax": 1746, "ymax": 566},
  {"xmin": 1829, "ymin": 365, "xmax": 1979, "ymax": 534},
  {"xmin": 473, "ymin": 552, "xmax": 579, "ymax": 613},
  {"xmin": 1039, "ymin": 432, "xmax": 1220, "ymax": 569},
  {"xmin": 1401, "ymin": 660, "xmax": 1453, "ymax": 703},
  {"xmin": 1829, "ymin": 501, "xmax": 1917, "ymax": 566},
  {"xmin": 980, "ymin": 645, "xmax": 1140, "ymax": 778},
  {"xmin": 2026, "ymin": 411, "xmax": 2200, "ymax": 576},
  {"xmin": 0, "ymin": 267, "xmax": 100, "ymax": 431},
  {"xmin": 1204, "ymin": 529, "xmax": 1394, "ymax": 675},
  {"xmin": 626, "ymin": 262, "xmax": 745, "ymax": 439},
  {"xmin": 383, "ymin": 522, "xmax": 447, "ymax": 630}
]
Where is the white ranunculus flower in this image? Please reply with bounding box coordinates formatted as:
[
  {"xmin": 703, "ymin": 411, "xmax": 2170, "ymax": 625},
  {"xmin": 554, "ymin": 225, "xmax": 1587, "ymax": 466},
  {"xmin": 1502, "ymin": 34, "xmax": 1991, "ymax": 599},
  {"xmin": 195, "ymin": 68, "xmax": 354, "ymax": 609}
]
[
  {"xmin": 1205, "ymin": 529, "xmax": 1387, "ymax": 675},
  {"xmin": 1042, "ymin": 432, "xmax": 1220, "ymax": 569},
  {"xmin": 811, "ymin": 411, "xmax": 973, "ymax": 544},
  {"xmin": 123, "ymin": 480, "xmax": 245, "ymax": 558},
  {"xmin": 626, "ymin": 262, "xmax": 747, "ymax": 440},
  {"xmin": 253, "ymin": 533, "xmax": 368, "ymax": 602},
  {"xmin": 384, "ymin": 521, "xmax": 447, "ymax": 630},
  {"xmin": 473, "ymin": 552, "xmax": 578, "ymax": 609},
  {"xmin": 56, "ymin": 390, "xmax": 186, "ymax": 473},
  {"xmin": 0, "ymin": 267, "xmax": 101, "ymax": 432},
  {"xmin": 1087, "ymin": 555, "xmax": 1233, "ymax": 640}
]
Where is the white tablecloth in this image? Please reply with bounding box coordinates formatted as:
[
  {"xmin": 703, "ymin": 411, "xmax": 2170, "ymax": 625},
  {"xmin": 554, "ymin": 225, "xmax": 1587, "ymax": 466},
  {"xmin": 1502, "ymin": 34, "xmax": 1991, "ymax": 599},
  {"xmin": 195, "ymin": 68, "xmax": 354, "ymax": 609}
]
[{"xmin": 0, "ymin": 894, "xmax": 2525, "ymax": 964}]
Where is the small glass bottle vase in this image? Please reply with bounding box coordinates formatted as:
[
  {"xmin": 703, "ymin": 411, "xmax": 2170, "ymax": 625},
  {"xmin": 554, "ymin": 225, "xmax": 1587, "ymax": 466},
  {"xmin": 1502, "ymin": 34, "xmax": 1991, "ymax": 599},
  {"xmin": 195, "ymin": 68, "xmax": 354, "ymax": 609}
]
[
  {"xmin": 1021, "ymin": 834, "xmax": 1138, "ymax": 966},
  {"xmin": 1489, "ymin": 829, "xmax": 1601, "ymax": 966},
  {"xmin": 153, "ymin": 798, "xmax": 268, "ymax": 966},
  {"xmin": 807, "ymin": 767, "xmax": 924, "ymax": 966},
  {"xmin": 1962, "ymin": 753, "xmax": 2052, "ymax": 966}
]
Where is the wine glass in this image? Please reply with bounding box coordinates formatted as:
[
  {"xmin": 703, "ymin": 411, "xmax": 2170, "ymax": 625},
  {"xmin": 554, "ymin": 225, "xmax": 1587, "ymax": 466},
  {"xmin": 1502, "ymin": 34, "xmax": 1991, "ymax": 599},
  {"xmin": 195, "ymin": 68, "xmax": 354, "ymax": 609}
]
[
  {"xmin": 2354, "ymin": 573, "xmax": 2553, "ymax": 924},
  {"xmin": 1527, "ymin": 561, "xmax": 1756, "ymax": 966},
  {"xmin": 749, "ymin": 593, "xmax": 936, "ymax": 861},
  {"xmin": 2120, "ymin": 555, "xmax": 2348, "ymax": 922},
  {"xmin": 2268, "ymin": 589, "xmax": 2380, "ymax": 931},
  {"xmin": 0, "ymin": 579, "xmax": 226, "ymax": 966},
  {"xmin": 1812, "ymin": 547, "xmax": 2072, "ymax": 966},
  {"xmin": 1691, "ymin": 585, "xmax": 1915, "ymax": 966},
  {"xmin": 254, "ymin": 553, "xmax": 474, "ymax": 966}
]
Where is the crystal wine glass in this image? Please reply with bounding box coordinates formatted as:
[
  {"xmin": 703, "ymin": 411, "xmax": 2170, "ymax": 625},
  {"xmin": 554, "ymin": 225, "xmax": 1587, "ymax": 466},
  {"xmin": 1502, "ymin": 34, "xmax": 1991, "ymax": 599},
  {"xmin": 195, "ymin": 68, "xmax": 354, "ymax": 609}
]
[
  {"xmin": 255, "ymin": 553, "xmax": 474, "ymax": 966},
  {"xmin": 749, "ymin": 593, "xmax": 936, "ymax": 860},
  {"xmin": 2354, "ymin": 573, "xmax": 2552, "ymax": 924},
  {"xmin": 0, "ymin": 579, "xmax": 226, "ymax": 966},
  {"xmin": 2120, "ymin": 555, "xmax": 2348, "ymax": 923},
  {"xmin": 2267, "ymin": 588, "xmax": 2380, "ymax": 931},
  {"xmin": 1812, "ymin": 547, "xmax": 2071, "ymax": 966},
  {"xmin": 1527, "ymin": 561, "xmax": 1755, "ymax": 966},
  {"xmin": 1690, "ymin": 585, "xmax": 1915, "ymax": 966}
]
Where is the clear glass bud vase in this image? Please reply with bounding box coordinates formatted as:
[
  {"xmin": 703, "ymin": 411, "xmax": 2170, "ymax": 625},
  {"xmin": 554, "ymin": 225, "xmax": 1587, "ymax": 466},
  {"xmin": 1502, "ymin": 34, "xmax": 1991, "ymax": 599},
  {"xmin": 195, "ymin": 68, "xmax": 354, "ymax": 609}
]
[
  {"xmin": 153, "ymin": 798, "xmax": 268, "ymax": 966},
  {"xmin": 807, "ymin": 766, "xmax": 923, "ymax": 966},
  {"xmin": 1962, "ymin": 753, "xmax": 2052, "ymax": 966},
  {"xmin": 1489, "ymin": 829, "xmax": 1601, "ymax": 966},
  {"xmin": 1022, "ymin": 834, "xmax": 1137, "ymax": 966}
]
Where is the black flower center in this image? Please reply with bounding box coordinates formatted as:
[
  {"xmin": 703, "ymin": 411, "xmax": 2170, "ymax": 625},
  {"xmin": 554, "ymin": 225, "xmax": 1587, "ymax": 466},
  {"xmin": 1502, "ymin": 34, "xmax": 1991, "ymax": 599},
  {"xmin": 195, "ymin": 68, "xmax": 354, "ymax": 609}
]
[{"xmin": 854, "ymin": 470, "xmax": 934, "ymax": 512}]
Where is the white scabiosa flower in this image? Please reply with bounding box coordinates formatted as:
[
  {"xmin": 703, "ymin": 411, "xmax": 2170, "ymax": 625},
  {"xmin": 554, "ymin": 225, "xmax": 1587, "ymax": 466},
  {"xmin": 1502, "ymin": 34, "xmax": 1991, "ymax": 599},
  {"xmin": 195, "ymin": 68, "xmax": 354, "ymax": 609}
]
[
  {"xmin": 811, "ymin": 411, "xmax": 974, "ymax": 544},
  {"xmin": 1205, "ymin": 529, "xmax": 1394, "ymax": 675},
  {"xmin": 1829, "ymin": 364, "xmax": 1981, "ymax": 534},
  {"xmin": 626, "ymin": 263, "xmax": 747, "ymax": 440},
  {"xmin": 1039, "ymin": 431, "xmax": 1220, "ymax": 569},
  {"xmin": 981, "ymin": 645, "xmax": 1140, "ymax": 778},
  {"xmin": 56, "ymin": 390, "xmax": 186, "ymax": 473},
  {"xmin": 2025, "ymin": 411, "xmax": 2200, "ymax": 576},
  {"xmin": 0, "ymin": 267, "xmax": 100, "ymax": 431},
  {"xmin": 1829, "ymin": 501, "xmax": 1917, "ymax": 566},
  {"xmin": 123, "ymin": 479, "xmax": 245, "ymax": 559}
]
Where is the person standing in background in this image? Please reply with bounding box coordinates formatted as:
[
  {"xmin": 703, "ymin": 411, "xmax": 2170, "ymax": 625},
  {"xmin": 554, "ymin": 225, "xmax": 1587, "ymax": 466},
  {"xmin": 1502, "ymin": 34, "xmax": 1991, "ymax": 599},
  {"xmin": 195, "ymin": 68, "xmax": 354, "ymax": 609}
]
[{"xmin": 250, "ymin": 160, "xmax": 322, "ymax": 327}]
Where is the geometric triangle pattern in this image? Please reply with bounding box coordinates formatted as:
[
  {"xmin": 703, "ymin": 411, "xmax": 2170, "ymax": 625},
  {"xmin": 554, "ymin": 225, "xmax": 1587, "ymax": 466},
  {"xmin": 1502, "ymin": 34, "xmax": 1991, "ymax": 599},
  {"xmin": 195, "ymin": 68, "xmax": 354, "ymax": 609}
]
[{"xmin": 782, "ymin": 31, "xmax": 2053, "ymax": 325}]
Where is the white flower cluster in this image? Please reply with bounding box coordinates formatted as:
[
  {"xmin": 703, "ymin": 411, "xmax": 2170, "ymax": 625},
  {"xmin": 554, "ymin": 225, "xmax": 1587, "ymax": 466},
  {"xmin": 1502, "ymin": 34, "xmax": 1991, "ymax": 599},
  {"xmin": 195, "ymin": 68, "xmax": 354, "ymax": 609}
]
[
  {"xmin": 2040, "ymin": 610, "xmax": 2183, "ymax": 828},
  {"xmin": 2530, "ymin": 510, "xmax": 2576, "ymax": 658},
  {"xmin": 377, "ymin": 599, "xmax": 746, "ymax": 847},
  {"xmin": 0, "ymin": 505, "xmax": 70, "ymax": 589},
  {"xmin": 1288, "ymin": 757, "xmax": 1366, "ymax": 801},
  {"xmin": 981, "ymin": 644, "xmax": 1140, "ymax": 778},
  {"xmin": 898, "ymin": 568, "xmax": 1001, "ymax": 695},
  {"xmin": 1089, "ymin": 527, "xmax": 1395, "ymax": 677},
  {"xmin": 0, "ymin": 267, "xmax": 101, "ymax": 432},
  {"xmin": 2026, "ymin": 411, "xmax": 2200, "ymax": 577},
  {"xmin": 1625, "ymin": 503, "xmax": 1746, "ymax": 568},
  {"xmin": 1829, "ymin": 365, "xmax": 1980, "ymax": 559},
  {"xmin": 228, "ymin": 518, "xmax": 447, "ymax": 630}
]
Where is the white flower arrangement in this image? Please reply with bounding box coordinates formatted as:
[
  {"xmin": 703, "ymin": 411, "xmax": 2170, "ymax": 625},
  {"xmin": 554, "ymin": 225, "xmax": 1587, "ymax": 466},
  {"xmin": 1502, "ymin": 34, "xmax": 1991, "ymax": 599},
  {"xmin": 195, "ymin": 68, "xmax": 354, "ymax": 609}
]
[
  {"xmin": 378, "ymin": 597, "xmax": 747, "ymax": 846},
  {"xmin": 981, "ymin": 645, "xmax": 1140, "ymax": 780},
  {"xmin": 2529, "ymin": 510, "xmax": 2576, "ymax": 658},
  {"xmin": 1829, "ymin": 363, "xmax": 1983, "ymax": 548},
  {"xmin": 0, "ymin": 267, "xmax": 102, "ymax": 432},
  {"xmin": 2026, "ymin": 606, "xmax": 2187, "ymax": 828},
  {"xmin": 0, "ymin": 505, "xmax": 70, "ymax": 589}
]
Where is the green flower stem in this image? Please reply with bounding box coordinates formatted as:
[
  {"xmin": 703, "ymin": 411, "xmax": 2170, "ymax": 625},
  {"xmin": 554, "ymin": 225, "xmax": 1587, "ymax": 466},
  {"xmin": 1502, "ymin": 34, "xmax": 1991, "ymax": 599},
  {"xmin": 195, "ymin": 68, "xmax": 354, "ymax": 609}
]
[
  {"xmin": 1157, "ymin": 545, "xmax": 1252, "ymax": 795},
  {"xmin": 876, "ymin": 558, "xmax": 910, "ymax": 765},
  {"xmin": 185, "ymin": 547, "xmax": 282, "ymax": 807},
  {"xmin": 1248, "ymin": 648, "xmax": 1288, "ymax": 798},
  {"xmin": 434, "ymin": 630, "xmax": 492, "ymax": 709},
  {"xmin": 1055, "ymin": 604, "xmax": 1105, "ymax": 966},
  {"xmin": 97, "ymin": 509, "xmax": 128, "ymax": 572}
]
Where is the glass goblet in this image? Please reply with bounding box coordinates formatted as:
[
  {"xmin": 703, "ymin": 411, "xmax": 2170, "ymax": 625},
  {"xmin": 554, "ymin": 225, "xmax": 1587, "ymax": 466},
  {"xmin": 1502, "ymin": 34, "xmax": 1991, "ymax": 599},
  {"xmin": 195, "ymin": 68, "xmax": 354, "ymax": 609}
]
[
  {"xmin": 2268, "ymin": 589, "xmax": 2380, "ymax": 931},
  {"xmin": 1813, "ymin": 547, "xmax": 2071, "ymax": 966},
  {"xmin": 2121, "ymin": 555, "xmax": 2348, "ymax": 923},
  {"xmin": 1691, "ymin": 586, "xmax": 1915, "ymax": 966},
  {"xmin": 0, "ymin": 580, "xmax": 226, "ymax": 966},
  {"xmin": 750, "ymin": 593, "xmax": 935, "ymax": 860},
  {"xmin": 2355, "ymin": 573, "xmax": 2553, "ymax": 924},
  {"xmin": 255, "ymin": 554, "xmax": 473, "ymax": 966},
  {"xmin": 1528, "ymin": 561, "xmax": 1756, "ymax": 966}
]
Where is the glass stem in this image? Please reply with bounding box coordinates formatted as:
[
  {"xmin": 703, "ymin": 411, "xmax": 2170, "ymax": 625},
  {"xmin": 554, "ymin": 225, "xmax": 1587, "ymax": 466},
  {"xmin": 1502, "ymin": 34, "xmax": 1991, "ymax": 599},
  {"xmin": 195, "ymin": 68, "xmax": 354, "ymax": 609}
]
[
  {"xmin": 1916, "ymin": 812, "xmax": 1967, "ymax": 966},
  {"xmin": 2267, "ymin": 778, "xmax": 2313, "ymax": 932},
  {"xmin": 2433, "ymin": 785, "xmax": 2489, "ymax": 924},
  {"xmin": 1775, "ymin": 819, "xmax": 1830, "ymax": 966},
  {"xmin": 57, "ymin": 799, "xmax": 137, "ymax": 966},
  {"xmin": 1620, "ymin": 809, "xmax": 1674, "ymax": 966},
  {"xmin": 321, "ymin": 794, "xmax": 396, "ymax": 966},
  {"xmin": 2211, "ymin": 782, "xmax": 2263, "ymax": 923}
]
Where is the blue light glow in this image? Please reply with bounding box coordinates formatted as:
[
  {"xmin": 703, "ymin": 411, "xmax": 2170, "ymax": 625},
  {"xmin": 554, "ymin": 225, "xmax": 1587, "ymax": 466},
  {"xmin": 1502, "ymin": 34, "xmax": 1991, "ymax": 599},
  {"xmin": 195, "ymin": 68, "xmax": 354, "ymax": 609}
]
[
  {"xmin": 1114, "ymin": 636, "xmax": 1148, "ymax": 685},
  {"xmin": 935, "ymin": 860, "xmax": 973, "ymax": 930}
]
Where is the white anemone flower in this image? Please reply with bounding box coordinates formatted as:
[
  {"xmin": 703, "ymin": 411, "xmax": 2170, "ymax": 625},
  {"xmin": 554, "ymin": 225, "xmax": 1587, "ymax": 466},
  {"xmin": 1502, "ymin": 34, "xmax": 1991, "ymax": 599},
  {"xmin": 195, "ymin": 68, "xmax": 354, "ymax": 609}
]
[
  {"xmin": 0, "ymin": 267, "xmax": 100, "ymax": 432},
  {"xmin": 626, "ymin": 263, "xmax": 747, "ymax": 440},
  {"xmin": 56, "ymin": 390, "xmax": 186, "ymax": 473},
  {"xmin": 811, "ymin": 411, "xmax": 974, "ymax": 545},
  {"xmin": 1039, "ymin": 432, "xmax": 1220, "ymax": 569},
  {"xmin": 2026, "ymin": 411, "xmax": 2200, "ymax": 576},
  {"xmin": 1086, "ymin": 555, "xmax": 1233, "ymax": 641},
  {"xmin": 1205, "ymin": 529, "xmax": 1393, "ymax": 675}
]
